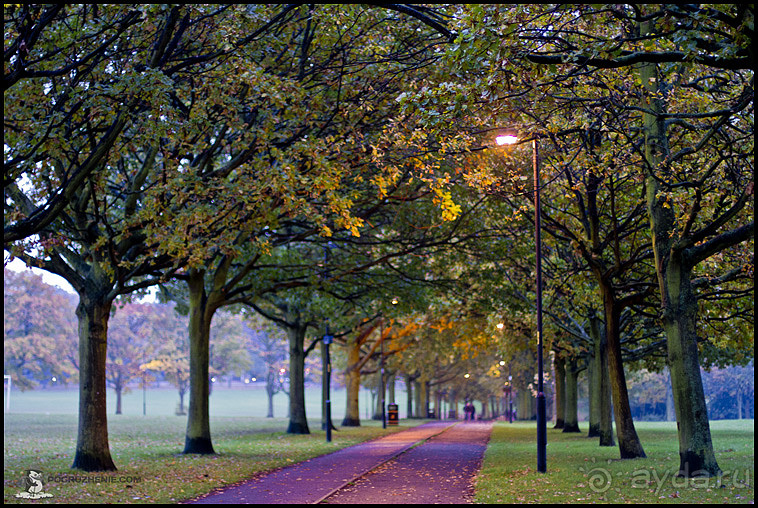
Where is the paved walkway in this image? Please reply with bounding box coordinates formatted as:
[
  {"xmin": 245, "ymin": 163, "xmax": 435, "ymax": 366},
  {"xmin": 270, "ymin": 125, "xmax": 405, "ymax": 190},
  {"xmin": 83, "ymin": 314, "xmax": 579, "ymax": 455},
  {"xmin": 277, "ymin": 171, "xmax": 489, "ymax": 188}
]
[
  {"xmin": 187, "ymin": 421, "xmax": 492, "ymax": 504},
  {"xmin": 323, "ymin": 421, "xmax": 492, "ymax": 504}
]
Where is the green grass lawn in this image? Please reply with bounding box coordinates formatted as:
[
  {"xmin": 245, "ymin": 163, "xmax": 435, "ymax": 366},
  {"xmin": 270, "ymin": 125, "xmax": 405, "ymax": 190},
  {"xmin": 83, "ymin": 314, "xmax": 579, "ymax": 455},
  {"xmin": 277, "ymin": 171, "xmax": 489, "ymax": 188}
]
[
  {"xmin": 3, "ymin": 385, "xmax": 421, "ymax": 503},
  {"xmin": 475, "ymin": 420, "xmax": 754, "ymax": 504},
  {"xmin": 5, "ymin": 386, "xmax": 753, "ymax": 504},
  {"xmin": 3, "ymin": 413, "xmax": 426, "ymax": 504}
]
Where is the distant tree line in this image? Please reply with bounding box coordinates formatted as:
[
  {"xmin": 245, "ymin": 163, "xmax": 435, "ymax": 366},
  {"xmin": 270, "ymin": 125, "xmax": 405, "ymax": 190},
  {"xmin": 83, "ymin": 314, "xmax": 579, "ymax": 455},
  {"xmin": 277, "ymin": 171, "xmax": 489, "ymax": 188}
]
[
  {"xmin": 3, "ymin": 267, "xmax": 302, "ymax": 416},
  {"xmin": 625, "ymin": 366, "xmax": 754, "ymax": 421}
]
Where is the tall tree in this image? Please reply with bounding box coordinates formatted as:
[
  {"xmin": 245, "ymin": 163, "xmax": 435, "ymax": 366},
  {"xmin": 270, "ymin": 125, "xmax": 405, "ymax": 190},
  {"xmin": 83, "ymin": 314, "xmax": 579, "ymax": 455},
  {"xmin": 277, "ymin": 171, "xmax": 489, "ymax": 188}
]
[
  {"xmin": 140, "ymin": 303, "xmax": 192, "ymax": 415},
  {"xmin": 142, "ymin": 3, "xmax": 457, "ymax": 447},
  {"xmin": 244, "ymin": 314, "xmax": 289, "ymax": 418},
  {"xmin": 4, "ymin": 4, "xmax": 309, "ymax": 470},
  {"xmin": 106, "ymin": 303, "xmax": 160, "ymax": 415},
  {"xmin": 341, "ymin": 321, "xmax": 380, "ymax": 426},
  {"xmin": 634, "ymin": 8, "xmax": 753, "ymax": 476},
  {"xmin": 397, "ymin": 4, "xmax": 753, "ymax": 473},
  {"xmin": 209, "ymin": 311, "xmax": 252, "ymax": 385}
]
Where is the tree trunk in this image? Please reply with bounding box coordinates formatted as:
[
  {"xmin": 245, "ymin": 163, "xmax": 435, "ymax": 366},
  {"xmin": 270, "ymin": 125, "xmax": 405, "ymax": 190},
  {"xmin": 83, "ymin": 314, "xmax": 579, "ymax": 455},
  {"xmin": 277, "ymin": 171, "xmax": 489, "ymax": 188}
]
[
  {"xmin": 563, "ymin": 357, "xmax": 580, "ymax": 432},
  {"xmin": 266, "ymin": 368, "xmax": 276, "ymax": 418},
  {"xmin": 115, "ymin": 382, "xmax": 123, "ymax": 415},
  {"xmin": 343, "ymin": 324, "xmax": 381, "ymax": 426},
  {"xmin": 387, "ymin": 372, "xmax": 396, "ymax": 404},
  {"xmin": 341, "ymin": 351, "xmax": 361, "ymax": 426},
  {"xmin": 590, "ymin": 312, "xmax": 615, "ymax": 446},
  {"xmin": 660, "ymin": 258, "xmax": 720, "ymax": 476},
  {"xmin": 638, "ymin": 26, "xmax": 720, "ymax": 475},
  {"xmin": 342, "ymin": 329, "xmax": 367, "ymax": 427},
  {"xmin": 553, "ymin": 355, "xmax": 565, "ymax": 429},
  {"xmin": 424, "ymin": 380, "xmax": 431, "ymax": 417},
  {"xmin": 587, "ymin": 336, "xmax": 600, "ymax": 438},
  {"xmin": 413, "ymin": 379, "xmax": 422, "ymax": 418},
  {"xmin": 479, "ymin": 399, "xmax": 488, "ymax": 419},
  {"xmin": 184, "ymin": 269, "xmax": 215, "ymax": 454},
  {"xmin": 373, "ymin": 372, "xmax": 384, "ymax": 420},
  {"xmin": 415, "ymin": 378, "xmax": 429, "ymax": 418},
  {"xmin": 72, "ymin": 294, "xmax": 117, "ymax": 471},
  {"xmin": 602, "ymin": 283, "xmax": 646, "ymax": 458},
  {"xmin": 179, "ymin": 387, "xmax": 187, "ymax": 415},
  {"xmin": 447, "ymin": 387, "xmax": 457, "ymax": 419},
  {"xmin": 517, "ymin": 389, "xmax": 534, "ymax": 420},
  {"xmin": 286, "ymin": 319, "xmax": 309, "ymax": 434},
  {"xmin": 433, "ymin": 389, "xmax": 441, "ymax": 419},
  {"xmin": 405, "ymin": 373, "xmax": 414, "ymax": 418}
]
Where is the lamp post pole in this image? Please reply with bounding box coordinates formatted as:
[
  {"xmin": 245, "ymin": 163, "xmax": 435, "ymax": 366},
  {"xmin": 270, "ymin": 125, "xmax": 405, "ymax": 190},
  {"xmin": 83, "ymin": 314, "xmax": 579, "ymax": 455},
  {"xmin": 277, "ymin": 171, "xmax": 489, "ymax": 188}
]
[
  {"xmin": 322, "ymin": 245, "xmax": 334, "ymax": 443},
  {"xmin": 509, "ymin": 364, "xmax": 513, "ymax": 424},
  {"xmin": 496, "ymin": 132, "xmax": 547, "ymax": 472},
  {"xmin": 142, "ymin": 349, "xmax": 147, "ymax": 416},
  {"xmin": 324, "ymin": 322, "xmax": 333, "ymax": 443},
  {"xmin": 533, "ymin": 137, "xmax": 547, "ymax": 473},
  {"xmin": 380, "ymin": 318, "xmax": 386, "ymax": 429}
]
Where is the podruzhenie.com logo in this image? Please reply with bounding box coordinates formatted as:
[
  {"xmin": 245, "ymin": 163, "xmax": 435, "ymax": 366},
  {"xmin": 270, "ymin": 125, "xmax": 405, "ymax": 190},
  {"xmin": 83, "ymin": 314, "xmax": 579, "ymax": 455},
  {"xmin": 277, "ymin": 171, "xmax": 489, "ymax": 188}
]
[
  {"xmin": 14, "ymin": 469, "xmax": 143, "ymax": 499},
  {"xmin": 44, "ymin": 473, "xmax": 142, "ymax": 484},
  {"xmin": 15, "ymin": 470, "xmax": 53, "ymax": 499}
]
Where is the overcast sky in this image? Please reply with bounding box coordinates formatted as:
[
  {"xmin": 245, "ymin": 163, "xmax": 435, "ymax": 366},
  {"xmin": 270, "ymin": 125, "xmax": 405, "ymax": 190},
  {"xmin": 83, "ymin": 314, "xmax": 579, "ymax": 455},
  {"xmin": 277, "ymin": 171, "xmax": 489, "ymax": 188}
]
[
  {"xmin": 4, "ymin": 251, "xmax": 75, "ymax": 294},
  {"xmin": 4, "ymin": 251, "xmax": 157, "ymax": 302}
]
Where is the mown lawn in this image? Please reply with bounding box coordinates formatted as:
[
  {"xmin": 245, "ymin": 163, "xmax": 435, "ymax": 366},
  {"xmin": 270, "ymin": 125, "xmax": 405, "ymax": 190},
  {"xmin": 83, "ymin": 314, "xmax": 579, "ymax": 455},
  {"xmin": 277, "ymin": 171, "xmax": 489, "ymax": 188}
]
[
  {"xmin": 5, "ymin": 411, "xmax": 752, "ymax": 504},
  {"xmin": 3, "ymin": 413, "xmax": 424, "ymax": 504},
  {"xmin": 475, "ymin": 420, "xmax": 754, "ymax": 504}
]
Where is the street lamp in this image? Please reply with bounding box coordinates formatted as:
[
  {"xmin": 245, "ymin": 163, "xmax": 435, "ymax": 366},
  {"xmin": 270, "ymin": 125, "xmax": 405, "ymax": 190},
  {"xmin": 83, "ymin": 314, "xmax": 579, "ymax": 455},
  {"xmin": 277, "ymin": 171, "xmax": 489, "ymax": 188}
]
[
  {"xmin": 496, "ymin": 132, "xmax": 547, "ymax": 473},
  {"xmin": 323, "ymin": 321, "xmax": 334, "ymax": 442},
  {"xmin": 379, "ymin": 296, "xmax": 400, "ymax": 428},
  {"xmin": 380, "ymin": 317, "xmax": 386, "ymax": 429},
  {"xmin": 508, "ymin": 366, "xmax": 513, "ymax": 424},
  {"xmin": 322, "ymin": 244, "xmax": 335, "ymax": 442}
]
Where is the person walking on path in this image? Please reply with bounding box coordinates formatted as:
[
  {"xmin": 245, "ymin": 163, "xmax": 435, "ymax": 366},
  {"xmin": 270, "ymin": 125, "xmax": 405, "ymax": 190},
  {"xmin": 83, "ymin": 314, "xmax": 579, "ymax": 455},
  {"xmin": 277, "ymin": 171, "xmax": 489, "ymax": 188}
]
[{"xmin": 464, "ymin": 402, "xmax": 476, "ymax": 421}]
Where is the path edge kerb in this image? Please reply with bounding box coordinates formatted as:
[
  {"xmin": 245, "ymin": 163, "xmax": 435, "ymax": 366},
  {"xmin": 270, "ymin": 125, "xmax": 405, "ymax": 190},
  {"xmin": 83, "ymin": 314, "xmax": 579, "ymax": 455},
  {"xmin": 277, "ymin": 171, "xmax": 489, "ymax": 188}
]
[{"xmin": 310, "ymin": 421, "xmax": 459, "ymax": 505}]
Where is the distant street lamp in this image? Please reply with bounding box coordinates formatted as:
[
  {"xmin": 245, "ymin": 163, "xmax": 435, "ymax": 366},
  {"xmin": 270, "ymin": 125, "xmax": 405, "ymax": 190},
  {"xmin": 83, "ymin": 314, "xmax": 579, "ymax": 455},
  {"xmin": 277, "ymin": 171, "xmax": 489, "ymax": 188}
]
[
  {"xmin": 323, "ymin": 322, "xmax": 334, "ymax": 442},
  {"xmin": 142, "ymin": 348, "xmax": 147, "ymax": 416},
  {"xmin": 496, "ymin": 132, "xmax": 547, "ymax": 473},
  {"xmin": 380, "ymin": 318, "xmax": 386, "ymax": 429},
  {"xmin": 379, "ymin": 297, "xmax": 400, "ymax": 428},
  {"xmin": 508, "ymin": 366, "xmax": 513, "ymax": 424}
]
